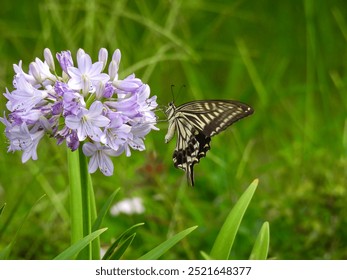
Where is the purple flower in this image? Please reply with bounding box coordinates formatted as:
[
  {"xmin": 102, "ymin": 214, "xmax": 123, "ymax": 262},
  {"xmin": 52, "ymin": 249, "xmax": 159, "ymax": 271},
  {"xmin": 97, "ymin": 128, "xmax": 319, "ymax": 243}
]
[
  {"xmin": 82, "ymin": 142, "xmax": 118, "ymax": 176},
  {"xmin": 9, "ymin": 109, "xmax": 42, "ymax": 125},
  {"xmin": 1, "ymin": 48, "xmax": 158, "ymax": 176},
  {"xmin": 67, "ymin": 51, "xmax": 109, "ymax": 95},
  {"xmin": 13, "ymin": 61, "xmax": 36, "ymax": 86},
  {"xmin": 101, "ymin": 113, "xmax": 131, "ymax": 151},
  {"xmin": 0, "ymin": 119, "xmax": 44, "ymax": 163},
  {"xmin": 5, "ymin": 75, "xmax": 47, "ymax": 112},
  {"xmin": 62, "ymin": 90, "xmax": 86, "ymax": 116},
  {"xmin": 56, "ymin": 126, "xmax": 79, "ymax": 151},
  {"xmin": 65, "ymin": 101, "xmax": 110, "ymax": 141},
  {"xmin": 56, "ymin": 51, "xmax": 73, "ymax": 73}
]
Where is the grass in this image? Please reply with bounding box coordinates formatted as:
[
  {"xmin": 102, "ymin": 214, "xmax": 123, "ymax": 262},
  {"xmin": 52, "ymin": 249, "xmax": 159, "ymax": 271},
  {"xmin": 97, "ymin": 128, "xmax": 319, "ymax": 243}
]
[{"xmin": 0, "ymin": 0, "xmax": 347, "ymax": 259}]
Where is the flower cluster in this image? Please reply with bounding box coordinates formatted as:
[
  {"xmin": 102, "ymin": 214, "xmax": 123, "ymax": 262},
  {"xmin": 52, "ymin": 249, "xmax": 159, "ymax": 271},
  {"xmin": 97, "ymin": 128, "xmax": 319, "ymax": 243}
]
[{"xmin": 1, "ymin": 48, "xmax": 158, "ymax": 176}]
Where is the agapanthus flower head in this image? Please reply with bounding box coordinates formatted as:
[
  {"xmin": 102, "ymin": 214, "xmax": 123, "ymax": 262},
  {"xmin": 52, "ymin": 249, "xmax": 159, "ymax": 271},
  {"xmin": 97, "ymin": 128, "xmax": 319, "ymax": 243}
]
[{"xmin": 1, "ymin": 48, "xmax": 158, "ymax": 176}]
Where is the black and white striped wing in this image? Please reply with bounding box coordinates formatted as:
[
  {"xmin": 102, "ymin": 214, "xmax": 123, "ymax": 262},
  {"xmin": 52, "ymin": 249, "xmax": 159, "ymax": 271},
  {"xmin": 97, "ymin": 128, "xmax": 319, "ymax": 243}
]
[
  {"xmin": 175, "ymin": 100, "xmax": 253, "ymax": 137},
  {"xmin": 172, "ymin": 116, "xmax": 211, "ymax": 186},
  {"xmin": 165, "ymin": 100, "xmax": 253, "ymax": 186}
]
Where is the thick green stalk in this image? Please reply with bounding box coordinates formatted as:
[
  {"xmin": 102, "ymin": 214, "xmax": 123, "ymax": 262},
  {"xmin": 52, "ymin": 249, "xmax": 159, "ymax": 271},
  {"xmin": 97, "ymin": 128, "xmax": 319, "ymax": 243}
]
[
  {"xmin": 67, "ymin": 147, "xmax": 99, "ymax": 259},
  {"xmin": 67, "ymin": 149, "xmax": 83, "ymax": 250},
  {"xmin": 78, "ymin": 146, "xmax": 92, "ymax": 259}
]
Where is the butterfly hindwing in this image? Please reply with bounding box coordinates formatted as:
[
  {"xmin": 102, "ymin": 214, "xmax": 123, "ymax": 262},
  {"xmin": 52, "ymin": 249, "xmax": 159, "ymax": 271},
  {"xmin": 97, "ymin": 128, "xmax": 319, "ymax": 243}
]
[
  {"xmin": 165, "ymin": 99, "xmax": 253, "ymax": 186},
  {"xmin": 172, "ymin": 117, "xmax": 211, "ymax": 185}
]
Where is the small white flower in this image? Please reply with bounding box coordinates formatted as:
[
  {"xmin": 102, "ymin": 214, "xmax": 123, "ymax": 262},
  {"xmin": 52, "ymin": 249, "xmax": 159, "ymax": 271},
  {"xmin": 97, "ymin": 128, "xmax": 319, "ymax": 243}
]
[{"xmin": 110, "ymin": 197, "xmax": 145, "ymax": 216}]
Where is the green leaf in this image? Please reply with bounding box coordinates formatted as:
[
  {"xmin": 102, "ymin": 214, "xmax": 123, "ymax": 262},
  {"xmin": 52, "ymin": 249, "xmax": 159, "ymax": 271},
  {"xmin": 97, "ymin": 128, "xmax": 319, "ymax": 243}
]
[
  {"xmin": 92, "ymin": 188, "xmax": 120, "ymax": 231},
  {"xmin": 200, "ymin": 250, "xmax": 212, "ymax": 260},
  {"xmin": 210, "ymin": 179, "xmax": 258, "ymax": 260},
  {"xmin": 138, "ymin": 225, "xmax": 198, "ymax": 260},
  {"xmin": 102, "ymin": 223, "xmax": 144, "ymax": 260},
  {"xmin": 54, "ymin": 228, "xmax": 107, "ymax": 260},
  {"xmin": 249, "ymin": 221, "xmax": 270, "ymax": 260},
  {"xmin": 107, "ymin": 233, "xmax": 137, "ymax": 260}
]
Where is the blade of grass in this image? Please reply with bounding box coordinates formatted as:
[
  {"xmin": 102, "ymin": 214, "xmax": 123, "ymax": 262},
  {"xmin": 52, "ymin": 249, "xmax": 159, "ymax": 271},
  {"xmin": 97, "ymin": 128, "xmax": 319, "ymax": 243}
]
[
  {"xmin": 249, "ymin": 221, "xmax": 270, "ymax": 260},
  {"xmin": 92, "ymin": 188, "xmax": 120, "ymax": 231},
  {"xmin": 200, "ymin": 251, "xmax": 212, "ymax": 260},
  {"xmin": 54, "ymin": 228, "xmax": 107, "ymax": 260},
  {"xmin": 210, "ymin": 179, "xmax": 258, "ymax": 260},
  {"xmin": 106, "ymin": 233, "xmax": 136, "ymax": 260},
  {"xmin": 138, "ymin": 225, "xmax": 198, "ymax": 260},
  {"xmin": 102, "ymin": 223, "xmax": 144, "ymax": 260},
  {"xmin": 236, "ymin": 39, "xmax": 268, "ymax": 106}
]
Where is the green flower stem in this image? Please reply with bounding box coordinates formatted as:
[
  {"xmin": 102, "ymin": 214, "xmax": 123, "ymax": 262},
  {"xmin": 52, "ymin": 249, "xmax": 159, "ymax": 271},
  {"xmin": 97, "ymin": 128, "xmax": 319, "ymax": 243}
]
[
  {"xmin": 67, "ymin": 146, "xmax": 99, "ymax": 260},
  {"xmin": 67, "ymin": 149, "xmax": 83, "ymax": 246},
  {"xmin": 78, "ymin": 147, "xmax": 91, "ymax": 259}
]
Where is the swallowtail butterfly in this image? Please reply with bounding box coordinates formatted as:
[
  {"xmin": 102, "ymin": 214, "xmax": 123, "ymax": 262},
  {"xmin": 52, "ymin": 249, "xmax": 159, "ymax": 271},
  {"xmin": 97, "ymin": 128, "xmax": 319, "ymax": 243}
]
[{"xmin": 164, "ymin": 100, "xmax": 253, "ymax": 186}]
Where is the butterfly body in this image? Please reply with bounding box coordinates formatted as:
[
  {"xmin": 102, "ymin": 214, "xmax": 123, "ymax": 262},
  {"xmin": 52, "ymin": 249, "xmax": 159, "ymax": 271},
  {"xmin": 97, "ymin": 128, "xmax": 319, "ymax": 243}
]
[{"xmin": 164, "ymin": 100, "xmax": 253, "ymax": 186}]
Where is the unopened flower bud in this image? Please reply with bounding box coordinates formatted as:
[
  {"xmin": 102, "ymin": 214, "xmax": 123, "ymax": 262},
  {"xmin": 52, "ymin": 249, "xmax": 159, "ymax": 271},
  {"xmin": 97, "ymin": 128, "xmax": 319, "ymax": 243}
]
[
  {"xmin": 98, "ymin": 48, "xmax": 108, "ymax": 71},
  {"xmin": 44, "ymin": 48, "xmax": 55, "ymax": 71}
]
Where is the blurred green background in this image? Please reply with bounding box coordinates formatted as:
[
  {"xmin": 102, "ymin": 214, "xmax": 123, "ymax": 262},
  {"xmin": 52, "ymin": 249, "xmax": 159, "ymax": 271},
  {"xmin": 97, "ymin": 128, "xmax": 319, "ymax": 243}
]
[{"xmin": 0, "ymin": 0, "xmax": 347, "ymax": 259}]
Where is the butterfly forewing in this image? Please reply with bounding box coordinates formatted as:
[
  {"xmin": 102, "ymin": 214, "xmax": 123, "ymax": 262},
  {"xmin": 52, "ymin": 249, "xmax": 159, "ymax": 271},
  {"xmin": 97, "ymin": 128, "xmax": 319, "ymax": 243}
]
[
  {"xmin": 176, "ymin": 100, "xmax": 253, "ymax": 136},
  {"xmin": 165, "ymin": 99, "xmax": 253, "ymax": 186}
]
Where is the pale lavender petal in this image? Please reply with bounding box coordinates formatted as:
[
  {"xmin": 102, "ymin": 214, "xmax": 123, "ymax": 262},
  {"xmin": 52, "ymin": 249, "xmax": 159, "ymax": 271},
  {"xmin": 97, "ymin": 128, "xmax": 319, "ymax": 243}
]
[
  {"xmin": 89, "ymin": 100, "xmax": 103, "ymax": 114},
  {"xmin": 89, "ymin": 61, "xmax": 104, "ymax": 76},
  {"xmin": 65, "ymin": 115, "xmax": 81, "ymax": 129},
  {"xmin": 88, "ymin": 154, "xmax": 99, "ymax": 173},
  {"xmin": 84, "ymin": 124, "xmax": 103, "ymax": 141},
  {"xmin": 82, "ymin": 142, "xmax": 97, "ymax": 156},
  {"xmin": 77, "ymin": 53, "xmax": 92, "ymax": 72},
  {"xmin": 113, "ymin": 80, "xmax": 140, "ymax": 92},
  {"xmin": 21, "ymin": 130, "xmax": 45, "ymax": 163},
  {"xmin": 92, "ymin": 116, "xmax": 110, "ymax": 128},
  {"xmin": 99, "ymin": 152, "xmax": 114, "ymax": 176}
]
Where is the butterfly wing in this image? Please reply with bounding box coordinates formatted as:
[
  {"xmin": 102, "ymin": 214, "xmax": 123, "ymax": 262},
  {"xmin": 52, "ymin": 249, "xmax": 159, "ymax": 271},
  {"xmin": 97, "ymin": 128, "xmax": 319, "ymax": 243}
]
[
  {"xmin": 166, "ymin": 100, "xmax": 253, "ymax": 186},
  {"xmin": 175, "ymin": 100, "xmax": 253, "ymax": 137},
  {"xmin": 172, "ymin": 116, "xmax": 211, "ymax": 186}
]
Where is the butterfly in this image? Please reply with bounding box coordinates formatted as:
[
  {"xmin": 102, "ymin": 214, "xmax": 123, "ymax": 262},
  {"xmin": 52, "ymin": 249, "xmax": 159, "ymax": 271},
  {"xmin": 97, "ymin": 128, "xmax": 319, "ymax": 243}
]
[{"xmin": 164, "ymin": 100, "xmax": 253, "ymax": 186}]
